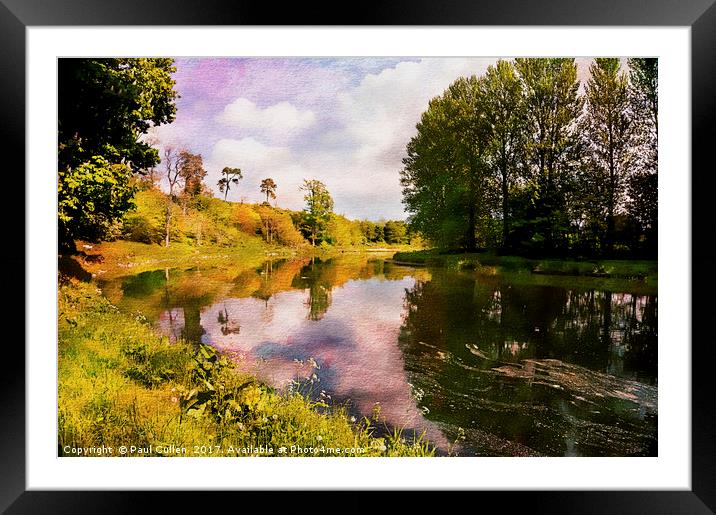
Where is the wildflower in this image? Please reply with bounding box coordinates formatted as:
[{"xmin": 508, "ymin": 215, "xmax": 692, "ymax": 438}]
[
  {"xmin": 379, "ymin": 444, "xmax": 387, "ymax": 452},
  {"xmin": 350, "ymin": 416, "xmax": 356, "ymax": 423},
  {"xmin": 262, "ymin": 417, "xmax": 268, "ymax": 423},
  {"xmin": 316, "ymin": 435, "xmax": 323, "ymax": 441},
  {"xmin": 272, "ymin": 414, "xmax": 278, "ymax": 420},
  {"xmin": 311, "ymin": 373, "xmax": 318, "ymax": 381},
  {"xmin": 238, "ymin": 423, "xmax": 244, "ymax": 430},
  {"xmin": 171, "ymin": 397, "xmax": 178, "ymax": 403}
]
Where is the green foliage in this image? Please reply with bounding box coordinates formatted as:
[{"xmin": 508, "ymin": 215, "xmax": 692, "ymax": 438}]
[
  {"xmin": 301, "ymin": 179, "xmax": 334, "ymax": 246},
  {"xmin": 58, "ymin": 280, "xmax": 434, "ymax": 457},
  {"xmin": 178, "ymin": 344, "xmax": 255, "ymax": 425},
  {"xmin": 515, "ymin": 58, "xmax": 583, "ymax": 254},
  {"xmin": 393, "ymin": 248, "xmax": 657, "ymax": 282},
  {"xmin": 401, "ymin": 75, "xmax": 493, "ymax": 250},
  {"xmin": 232, "ymin": 203, "xmax": 262, "ymax": 235},
  {"xmin": 58, "ymin": 155, "xmax": 136, "ymax": 243},
  {"xmin": 481, "ymin": 60, "xmax": 526, "ymax": 248},
  {"xmin": 326, "ymin": 214, "xmax": 364, "ymax": 247},
  {"xmin": 122, "ymin": 188, "xmax": 168, "ymax": 244},
  {"xmin": 218, "ymin": 167, "xmax": 243, "ymax": 201},
  {"xmin": 179, "ymin": 151, "xmax": 208, "ymax": 198},
  {"xmin": 256, "ymin": 205, "xmax": 307, "ymax": 247},
  {"xmin": 359, "ymin": 220, "xmax": 383, "ymax": 243},
  {"xmin": 401, "ymin": 57, "xmax": 656, "ymax": 259},
  {"xmin": 626, "ymin": 58, "xmax": 658, "ymax": 253},
  {"xmin": 58, "ymin": 58, "xmax": 177, "ymax": 249},
  {"xmin": 383, "ymin": 220, "xmax": 408, "ymax": 244},
  {"xmin": 260, "ymin": 178, "xmax": 278, "ymax": 204},
  {"xmin": 123, "ymin": 187, "xmax": 270, "ymax": 248},
  {"xmin": 581, "ymin": 58, "xmax": 634, "ymax": 253}
]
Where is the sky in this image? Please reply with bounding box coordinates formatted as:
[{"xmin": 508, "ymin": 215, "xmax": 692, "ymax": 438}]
[{"xmin": 150, "ymin": 57, "xmax": 599, "ymax": 221}]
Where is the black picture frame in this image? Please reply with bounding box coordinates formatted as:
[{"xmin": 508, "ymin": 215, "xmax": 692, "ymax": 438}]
[{"xmin": 3, "ymin": 0, "xmax": 714, "ymax": 512}]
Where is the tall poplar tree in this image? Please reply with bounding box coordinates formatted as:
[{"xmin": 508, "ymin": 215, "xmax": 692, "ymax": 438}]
[
  {"xmin": 582, "ymin": 58, "xmax": 634, "ymax": 254},
  {"xmin": 627, "ymin": 58, "xmax": 658, "ymax": 253},
  {"xmin": 481, "ymin": 60, "xmax": 526, "ymax": 249},
  {"xmin": 515, "ymin": 58, "xmax": 583, "ymax": 252}
]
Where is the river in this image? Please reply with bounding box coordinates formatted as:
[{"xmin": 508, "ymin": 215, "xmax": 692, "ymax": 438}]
[{"xmin": 101, "ymin": 253, "xmax": 657, "ymax": 456}]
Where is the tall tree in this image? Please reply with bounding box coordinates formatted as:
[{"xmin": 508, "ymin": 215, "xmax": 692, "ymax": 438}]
[
  {"xmin": 481, "ymin": 60, "xmax": 526, "ymax": 249},
  {"xmin": 179, "ymin": 151, "xmax": 207, "ymax": 198},
  {"xmin": 300, "ymin": 179, "xmax": 334, "ymax": 246},
  {"xmin": 162, "ymin": 146, "xmax": 184, "ymax": 247},
  {"xmin": 260, "ymin": 178, "xmax": 277, "ymax": 205},
  {"xmin": 582, "ymin": 58, "xmax": 634, "ymax": 254},
  {"xmin": 58, "ymin": 58, "xmax": 177, "ymax": 250},
  {"xmin": 515, "ymin": 58, "xmax": 583, "ymax": 253},
  {"xmin": 401, "ymin": 76, "xmax": 492, "ymax": 250},
  {"xmin": 627, "ymin": 58, "xmax": 658, "ymax": 253},
  {"xmin": 217, "ymin": 167, "xmax": 242, "ymax": 201}
]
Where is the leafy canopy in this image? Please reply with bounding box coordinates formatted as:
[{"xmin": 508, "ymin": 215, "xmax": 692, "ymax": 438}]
[{"xmin": 58, "ymin": 58, "xmax": 178, "ymax": 248}]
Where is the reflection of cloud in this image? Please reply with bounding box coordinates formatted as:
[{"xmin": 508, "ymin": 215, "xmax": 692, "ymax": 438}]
[{"xmin": 198, "ymin": 276, "xmax": 449, "ymax": 449}]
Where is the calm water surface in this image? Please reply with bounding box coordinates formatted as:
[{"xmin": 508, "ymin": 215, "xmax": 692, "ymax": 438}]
[{"xmin": 102, "ymin": 254, "xmax": 657, "ymax": 456}]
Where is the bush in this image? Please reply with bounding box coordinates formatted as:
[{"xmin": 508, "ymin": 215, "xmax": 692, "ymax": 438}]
[
  {"xmin": 327, "ymin": 214, "xmax": 364, "ymax": 247},
  {"xmin": 256, "ymin": 206, "xmax": 306, "ymax": 248},
  {"xmin": 58, "ymin": 280, "xmax": 434, "ymax": 457},
  {"xmin": 122, "ymin": 189, "xmax": 167, "ymax": 244},
  {"xmin": 232, "ymin": 204, "xmax": 262, "ymax": 235}
]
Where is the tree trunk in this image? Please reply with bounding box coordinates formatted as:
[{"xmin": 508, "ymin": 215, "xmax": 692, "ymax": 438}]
[
  {"xmin": 501, "ymin": 166, "xmax": 509, "ymax": 250},
  {"xmin": 466, "ymin": 204, "xmax": 476, "ymax": 251},
  {"xmin": 164, "ymin": 204, "xmax": 171, "ymax": 248},
  {"xmin": 606, "ymin": 146, "xmax": 616, "ymax": 256}
]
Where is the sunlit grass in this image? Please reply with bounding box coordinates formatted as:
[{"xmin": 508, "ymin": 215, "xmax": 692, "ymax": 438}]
[{"xmin": 58, "ymin": 279, "xmax": 434, "ymax": 457}]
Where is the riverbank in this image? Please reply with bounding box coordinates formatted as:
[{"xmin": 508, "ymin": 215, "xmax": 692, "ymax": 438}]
[
  {"xmin": 392, "ymin": 249, "xmax": 657, "ymax": 284},
  {"xmin": 58, "ymin": 278, "xmax": 434, "ymax": 457},
  {"xmin": 61, "ymin": 238, "xmax": 424, "ymax": 282}
]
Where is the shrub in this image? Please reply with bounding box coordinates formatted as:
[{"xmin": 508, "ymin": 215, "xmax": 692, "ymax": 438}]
[
  {"xmin": 256, "ymin": 206, "xmax": 306, "ymax": 248},
  {"xmin": 122, "ymin": 189, "xmax": 167, "ymax": 244},
  {"xmin": 232, "ymin": 204, "xmax": 262, "ymax": 235}
]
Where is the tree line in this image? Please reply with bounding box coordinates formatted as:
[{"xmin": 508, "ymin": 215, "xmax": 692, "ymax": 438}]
[
  {"xmin": 400, "ymin": 58, "xmax": 657, "ymax": 258},
  {"xmin": 57, "ymin": 58, "xmax": 410, "ymax": 253}
]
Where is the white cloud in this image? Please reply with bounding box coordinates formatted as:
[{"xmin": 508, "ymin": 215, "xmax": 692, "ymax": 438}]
[
  {"xmin": 209, "ymin": 59, "xmax": 499, "ymax": 219},
  {"xmin": 216, "ymin": 98, "xmax": 316, "ymax": 137},
  {"xmin": 206, "ymin": 137, "xmax": 307, "ymax": 206},
  {"xmin": 336, "ymin": 58, "xmax": 494, "ymax": 162}
]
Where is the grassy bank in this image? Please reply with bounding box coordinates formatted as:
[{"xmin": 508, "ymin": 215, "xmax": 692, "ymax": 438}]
[
  {"xmin": 392, "ymin": 249, "xmax": 657, "ymax": 283},
  {"xmin": 58, "ymin": 279, "xmax": 434, "ymax": 457},
  {"xmin": 61, "ymin": 237, "xmax": 294, "ymax": 281},
  {"xmin": 63, "ymin": 238, "xmax": 424, "ymax": 283}
]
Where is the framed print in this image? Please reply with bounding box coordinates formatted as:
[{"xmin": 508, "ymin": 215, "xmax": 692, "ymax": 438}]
[{"xmin": 4, "ymin": 0, "xmax": 715, "ymax": 512}]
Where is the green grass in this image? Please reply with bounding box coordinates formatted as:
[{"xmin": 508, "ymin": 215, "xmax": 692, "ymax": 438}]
[
  {"xmin": 68, "ymin": 238, "xmax": 294, "ymax": 280},
  {"xmin": 392, "ymin": 249, "xmax": 657, "ymax": 284},
  {"xmin": 58, "ymin": 279, "xmax": 434, "ymax": 457}
]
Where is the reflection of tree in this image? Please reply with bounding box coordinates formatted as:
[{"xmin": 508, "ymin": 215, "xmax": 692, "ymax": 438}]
[
  {"xmin": 251, "ymin": 259, "xmax": 307, "ymax": 303},
  {"xmin": 398, "ymin": 272, "xmax": 658, "ymax": 456},
  {"xmin": 182, "ymin": 302, "xmax": 206, "ymax": 344},
  {"xmin": 292, "ymin": 259, "xmax": 334, "ymax": 321},
  {"xmin": 217, "ymin": 305, "xmax": 241, "ymax": 336},
  {"xmin": 306, "ymin": 283, "xmax": 332, "ymax": 321},
  {"xmin": 400, "ymin": 271, "xmax": 657, "ymax": 383}
]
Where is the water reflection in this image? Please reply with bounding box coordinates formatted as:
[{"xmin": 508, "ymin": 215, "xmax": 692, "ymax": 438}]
[
  {"xmin": 104, "ymin": 256, "xmax": 657, "ymax": 456},
  {"xmin": 399, "ymin": 270, "xmax": 657, "ymax": 456}
]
